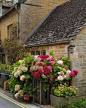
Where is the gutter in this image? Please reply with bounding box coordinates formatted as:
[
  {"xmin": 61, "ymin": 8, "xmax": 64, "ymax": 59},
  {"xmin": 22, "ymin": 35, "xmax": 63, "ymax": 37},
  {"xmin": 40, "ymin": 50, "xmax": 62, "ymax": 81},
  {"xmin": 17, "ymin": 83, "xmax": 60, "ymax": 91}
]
[
  {"xmin": 0, "ymin": 3, "xmax": 20, "ymax": 19},
  {"xmin": 23, "ymin": 41, "xmax": 70, "ymax": 47},
  {"xmin": 14, "ymin": 4, "xmax": 19, "ymax": 39}
]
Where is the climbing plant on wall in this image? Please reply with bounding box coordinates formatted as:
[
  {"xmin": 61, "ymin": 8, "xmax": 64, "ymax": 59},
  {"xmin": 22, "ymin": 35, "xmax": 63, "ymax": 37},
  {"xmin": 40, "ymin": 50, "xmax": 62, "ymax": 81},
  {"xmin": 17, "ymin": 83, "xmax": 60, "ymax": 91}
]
[{"xmin": 2, "ymin": 23, "xmax": 27, "ymax": 64}]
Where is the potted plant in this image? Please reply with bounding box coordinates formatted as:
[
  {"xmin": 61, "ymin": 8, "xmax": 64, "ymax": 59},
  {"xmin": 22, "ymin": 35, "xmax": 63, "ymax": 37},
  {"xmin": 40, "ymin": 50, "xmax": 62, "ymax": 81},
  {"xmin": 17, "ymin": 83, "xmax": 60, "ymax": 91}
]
[{"xmin": 50, "ymin": 85, "xmax": 78, "ymax": 107}]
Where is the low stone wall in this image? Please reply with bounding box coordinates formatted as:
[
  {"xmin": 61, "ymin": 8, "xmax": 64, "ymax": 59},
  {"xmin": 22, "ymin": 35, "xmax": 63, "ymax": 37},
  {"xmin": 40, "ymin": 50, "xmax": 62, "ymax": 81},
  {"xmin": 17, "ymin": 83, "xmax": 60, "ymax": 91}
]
[{"xmin": 50, "ymin": 94, "xmax": 78, "ymax": 107}]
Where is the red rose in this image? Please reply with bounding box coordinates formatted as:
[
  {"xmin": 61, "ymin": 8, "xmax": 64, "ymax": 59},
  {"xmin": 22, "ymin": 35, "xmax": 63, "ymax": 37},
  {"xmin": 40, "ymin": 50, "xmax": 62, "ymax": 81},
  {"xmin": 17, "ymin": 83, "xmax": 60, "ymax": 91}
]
[
  {"xmin": 73, "ymin": 70, "xmax": 79, "ymax": 75},
  {"xmin": 24, "ymin": 94, "xmax": 29, "ymax": 101}
]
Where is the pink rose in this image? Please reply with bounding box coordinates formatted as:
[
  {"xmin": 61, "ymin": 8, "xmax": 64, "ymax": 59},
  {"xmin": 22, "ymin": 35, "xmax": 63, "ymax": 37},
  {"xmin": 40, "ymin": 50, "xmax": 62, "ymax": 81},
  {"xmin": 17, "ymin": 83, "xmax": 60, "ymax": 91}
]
[
  {"xmin": 47, "ymin": 66, "xmax": 52, "ymax": 70},
  {"xmin": 70, "ymin": 72, "xmax": 75, "ymax": 76},
  {"xmin": 50, "ymin": 61, "xmax": 55, "ymax": 65}
]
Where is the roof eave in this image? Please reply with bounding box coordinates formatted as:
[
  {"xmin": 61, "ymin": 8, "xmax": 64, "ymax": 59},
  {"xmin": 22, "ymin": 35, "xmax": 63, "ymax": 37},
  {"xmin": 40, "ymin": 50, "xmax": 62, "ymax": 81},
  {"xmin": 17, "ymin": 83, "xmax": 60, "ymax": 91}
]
[{"xmin": 24, "ymin": 40, "xmax": 70, "ymax": 48}]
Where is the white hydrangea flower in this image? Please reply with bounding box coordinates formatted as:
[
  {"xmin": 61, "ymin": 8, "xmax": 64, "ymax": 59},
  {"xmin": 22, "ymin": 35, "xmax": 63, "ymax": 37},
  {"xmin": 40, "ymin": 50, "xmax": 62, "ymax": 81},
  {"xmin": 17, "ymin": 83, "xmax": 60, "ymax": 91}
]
[
  {"xmin": 14, "ymin": 72, "xmax": 18, "ymax": 78},
  {"xmin": 20, "ymin": 75, "xmax": 25, "ymax": 81},
  {"xmin": 57, "ymin": 60, "xmax": 63, "ymax": 65},
  {"xmin": 57, "ymin": 75, "xmax": 64, "ymax": 81}
]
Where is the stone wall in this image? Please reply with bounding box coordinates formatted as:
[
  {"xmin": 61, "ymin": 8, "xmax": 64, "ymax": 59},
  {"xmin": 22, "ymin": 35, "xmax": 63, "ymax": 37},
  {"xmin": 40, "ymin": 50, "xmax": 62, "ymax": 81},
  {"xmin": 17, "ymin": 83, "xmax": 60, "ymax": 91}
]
[
  {"xmin": 20, "ymin": 0, "xmax": 69, "ymax": 42},
  {"xmin": 70, "ymin": 26, "xmax": 86, "ymax": 96},
  {"xmin": 0, "ymin": 9, "xmax": 18, "ymax": 41},
  {"xmin": 28, "ymin": 43, "xmax": 68, "ymax": 60}
]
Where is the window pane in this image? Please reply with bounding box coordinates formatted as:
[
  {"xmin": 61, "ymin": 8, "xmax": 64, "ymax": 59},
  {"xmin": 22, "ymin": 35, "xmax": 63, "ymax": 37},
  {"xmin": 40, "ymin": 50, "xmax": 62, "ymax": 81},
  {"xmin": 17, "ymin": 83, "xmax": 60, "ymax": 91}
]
[
  {"xmin": 0, "ymin": 6, "xmax": 2, "ymax": 16},
  {"xmin": 36, "ymin": 51, "xmax": 40, "ymax": 55},
  {"xmin": 42, "ymin": 50, "xmax": 46, "ymax": 55},
  {"xmin": 31, "ymin": 51, "xmax": 35, "ymax": 55},
  {"xmin": 7, "ymin": 24, "xmax": 13, "ymax": 38}
]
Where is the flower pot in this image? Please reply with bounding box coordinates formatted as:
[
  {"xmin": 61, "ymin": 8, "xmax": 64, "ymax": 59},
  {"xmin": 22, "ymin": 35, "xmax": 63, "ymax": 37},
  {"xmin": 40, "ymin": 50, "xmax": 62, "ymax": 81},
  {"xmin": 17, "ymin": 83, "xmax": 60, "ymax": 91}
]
[
  {"xmin": 0, "ymin": 73, "xmax": 9, "ymax": 87},
  {"xmin": 50, "ymin": 94, "xmax": 78, "ymax": 107}
]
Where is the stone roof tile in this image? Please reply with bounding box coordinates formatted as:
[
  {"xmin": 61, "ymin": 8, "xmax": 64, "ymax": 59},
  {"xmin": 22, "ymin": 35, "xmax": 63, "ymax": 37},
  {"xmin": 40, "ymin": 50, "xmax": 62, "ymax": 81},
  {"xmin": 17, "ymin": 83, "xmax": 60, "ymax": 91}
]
[{"xmin": 25, "ymin": 0, "xmax": 86, "ymax": 47}]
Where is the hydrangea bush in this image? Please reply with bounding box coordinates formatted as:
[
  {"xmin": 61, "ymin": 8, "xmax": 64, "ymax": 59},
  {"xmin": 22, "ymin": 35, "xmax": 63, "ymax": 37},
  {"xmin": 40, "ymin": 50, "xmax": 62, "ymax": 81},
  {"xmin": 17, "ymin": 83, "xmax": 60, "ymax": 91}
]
[
  {"xmin": 7, "ymin": 55, "xmax": 33, "ymax": 101},
  {"xmin": 7, "ymin": 53, "xmax": 79, "ymax": 101},
  {"xmin": 30, "ymin": 54, "xmax": 78, "ymax": 92}
]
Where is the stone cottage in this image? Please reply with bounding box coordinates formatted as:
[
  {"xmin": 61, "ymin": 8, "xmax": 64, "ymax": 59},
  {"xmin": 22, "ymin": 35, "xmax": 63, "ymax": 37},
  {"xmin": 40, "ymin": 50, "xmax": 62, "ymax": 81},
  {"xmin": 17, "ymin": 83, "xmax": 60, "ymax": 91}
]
[
  {"xmin": 24, "ymin": 0, "xmax": 86, "ymax": 96},
  {"xmin": 0, "ymin": 0, "xmax": 68, "ymax": 63}
]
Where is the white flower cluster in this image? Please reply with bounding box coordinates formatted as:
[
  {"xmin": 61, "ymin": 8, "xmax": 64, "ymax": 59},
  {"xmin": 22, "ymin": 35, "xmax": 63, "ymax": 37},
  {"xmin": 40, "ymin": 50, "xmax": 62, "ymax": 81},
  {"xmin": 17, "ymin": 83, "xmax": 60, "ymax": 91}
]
[{"xmin": 14, "ymin": 60, "xmax": 28, "ymax": 81}]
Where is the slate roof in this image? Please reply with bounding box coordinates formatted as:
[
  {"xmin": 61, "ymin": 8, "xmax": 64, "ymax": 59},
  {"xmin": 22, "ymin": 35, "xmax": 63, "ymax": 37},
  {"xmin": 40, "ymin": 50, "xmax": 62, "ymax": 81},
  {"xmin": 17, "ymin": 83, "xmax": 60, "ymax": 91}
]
[{"xmin": 25, "ymin": 0, "xmax": 86, "ymax": 47}]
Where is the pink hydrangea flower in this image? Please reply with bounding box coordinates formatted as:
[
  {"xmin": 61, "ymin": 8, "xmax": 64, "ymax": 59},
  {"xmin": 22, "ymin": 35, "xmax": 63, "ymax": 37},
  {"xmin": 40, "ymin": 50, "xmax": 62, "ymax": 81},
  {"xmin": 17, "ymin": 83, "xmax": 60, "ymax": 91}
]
[
  {"xmin": 49, "ymin": 78, "xmax": 53, "ymax": 81},
  {"xmin": 46, "ymin": 56, "xmax": 53, "ymax": 60},
  {"xmin": 70, "ymin": 72, "xmax": 75, "ymax": 76},
  {"xmin": 47, "ymin": 66, "xmax": 52, "ymax": 70},
  {"xmin": 67, "ymin": 70, "xmax": 71, "ymax": 74},
  {"xmin": 50, "ymin": 61, "xmax": 55, "ymax": 65},
  {"xmin": 57, "ymin": 75, "xmax": 64, "ymax": 81},
  {"xmin": 63, "ymin": 75, "xmax": 66, "ymax": 79},
  {"xmin": 57, "ymin": 60, "xmax": 63, "ymax": 65},
  {"xmin": 20, "ymin": 75, "xmax": 25, "ymax": 81},
  {"xmin": 58, "ymin": 72, "xmax": 61, "ymax": 75},
  {"xmin": 15, "ymin": 93, "xmax": 19, "ymax": 98},
  {"xmin": 73, "ymin": 70, "xmax": 79, "ymax": 75}
]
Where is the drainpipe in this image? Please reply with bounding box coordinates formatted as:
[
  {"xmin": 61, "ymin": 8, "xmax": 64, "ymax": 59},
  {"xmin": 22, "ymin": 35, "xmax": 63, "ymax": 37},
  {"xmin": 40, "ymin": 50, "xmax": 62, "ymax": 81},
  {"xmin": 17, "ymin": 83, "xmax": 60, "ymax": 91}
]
[
  {"xmin": 66, "ymin": 40, "xmax": 72, "ymax": 59},
  {"xmin": 67, "ymin": 40, "xmax": 72, "ymax": 86},
  {"xmin": 14, "ymin": 4, "xmax": 19, "ymax": 39}
]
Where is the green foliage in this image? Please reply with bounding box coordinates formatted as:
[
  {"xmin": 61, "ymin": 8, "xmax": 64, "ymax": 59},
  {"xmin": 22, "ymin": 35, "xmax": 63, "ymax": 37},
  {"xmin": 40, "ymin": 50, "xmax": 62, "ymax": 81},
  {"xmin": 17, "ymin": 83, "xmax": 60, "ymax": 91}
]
[
  {"xmin": 62, "ymin": 58, "xmax": 70, "ymax": 66},
  {"xmin": 7, "ymin": 55, "xmax": 34, "ymax": 97},
  {"xmin": 57, "ymin": 98, "xmax": 86, "ymax": 108},
  {"xmin": 54, "ymin": 86, "xmax": 77, "ymax": 99},
  {"xmin": 0, "ymin": 63, "xmax": 10, "ymax": 73},
  {"xmin": 2, "ymin": 23, "xmax": 27, "ymax": 64}
]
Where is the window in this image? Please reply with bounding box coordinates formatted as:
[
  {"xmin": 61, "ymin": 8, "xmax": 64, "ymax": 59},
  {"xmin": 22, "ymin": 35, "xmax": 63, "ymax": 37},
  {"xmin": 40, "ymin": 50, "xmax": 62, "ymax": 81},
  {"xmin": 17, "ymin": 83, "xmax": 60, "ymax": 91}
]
[
  {"xmin": 31, "ymin": 50, "xmax": 46, "ymax": 56},
  {"xmin": 0, "ymin": 6, "xmax": 2, "ymax": 16},
  {"xmin": 6, "ymin": 0, "xmax": 12, "ymax": 1},
  {"xmin": 7, "ymin": 24, "xmax": 13, "ymax": 38},
  {"xmin": 31, "ymin": 51, "xmax": 35, "ymax": 55},
  {"xmin": 36, "ymin": 51, "xmax": 40, "ymax": 55},
  {"xmin": 13, "ymin": 0, "xmax": 18, "ymax": 4},
  {"xmin": 41, "ymin": 50, "xmax": 46, "ymax": 55}
]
